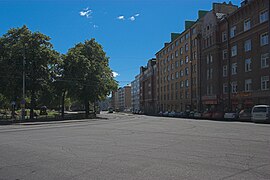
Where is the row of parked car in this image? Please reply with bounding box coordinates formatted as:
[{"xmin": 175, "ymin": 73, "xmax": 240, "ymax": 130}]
[{"xmin": 157, "ymin": 105, "xmax": 270, "ymax": 123}]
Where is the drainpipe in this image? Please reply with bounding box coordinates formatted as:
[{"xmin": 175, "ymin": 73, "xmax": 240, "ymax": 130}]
[
  {"xmin": 225, "ymin": 17, "xmax": 232, "ymax": 112},
  {"xmin": 197, "ymin": 33, "xmax": 202, "ymax": 112}
]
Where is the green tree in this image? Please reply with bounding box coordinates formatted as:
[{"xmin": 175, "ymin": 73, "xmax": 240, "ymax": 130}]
[
  {"xmin": 64, "ymin": 39, "xmax": 117, "ymax": 118},
  {"xmin": 0, "ymin": 25, "xmax": 60, "ymax": 119}
]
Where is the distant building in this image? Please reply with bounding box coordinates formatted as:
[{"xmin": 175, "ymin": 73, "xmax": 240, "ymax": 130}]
[
  {"xmin": 131, "ymin": 75, "xmax": 140, "ymax": 112},
  {"xmin": 111, "ymin": 86, "xmax": 132, "ymax": 112},
  {"xmin": 140, "ymin": 59, "xmax": 157, "ymax": 115}
]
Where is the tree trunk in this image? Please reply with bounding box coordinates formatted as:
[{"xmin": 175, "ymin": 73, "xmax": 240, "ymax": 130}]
[
  {"xmin": 61, "ymin": 90, "xmax": 66, "ymax": 119},
  {"xmin": 85, "ymin": 99, "xmax": 89, "ymax": 119}
]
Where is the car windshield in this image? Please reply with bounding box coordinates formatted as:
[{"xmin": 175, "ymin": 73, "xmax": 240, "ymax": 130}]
[{"xmin": 253, "ymin": 107, "xmax": 267, "ymax": 113}]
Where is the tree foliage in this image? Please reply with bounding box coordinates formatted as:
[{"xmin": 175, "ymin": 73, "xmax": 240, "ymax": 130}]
[
  {"xmin": 64, "ymin": 39, "xmax": 118, "ymax": 117},
  {"xmin": 0, "ymin": 25, "xmax": 60, "ymax": 119}
]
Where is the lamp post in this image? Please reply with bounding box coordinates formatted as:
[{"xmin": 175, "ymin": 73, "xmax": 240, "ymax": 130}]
[{"xmin": 21, "ymin": 45, "xmax": 26, "ymax": 121}]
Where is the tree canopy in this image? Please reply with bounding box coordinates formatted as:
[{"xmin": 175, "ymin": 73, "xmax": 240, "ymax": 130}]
[{"xmin": 0, "ymin": 25, "xmax": 118, "ymax": 119}]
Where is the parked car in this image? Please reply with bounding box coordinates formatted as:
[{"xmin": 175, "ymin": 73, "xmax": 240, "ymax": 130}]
[
  {"xmin": 168, "ymin": 111, "xmax": 176, "ymax": 117},
  {"xmin": 163, "ymin": 111, "xmax": 169, "ymax": 117},
  {"xmin": 139, "ymin": 111, "xmax": 144, "ymax": 115},
  {"xmin": 158, "ymin": 111, "xmax": 163, "ymax": 116},
  {"xmin": 224, "ymin": 112, "xmax": 238, "ymax": 120},
  {"xmin": 194, "ymin": 112, "xmax": 202, "ymax": 119},
  {"xmin": 238, "ymin": 109, "xmax": 251, "ymax": 121},
  {"xmin": 212, "ymin": 111, "xmax": 224, "ymax": 120},
  {"xmin": 202, "ymin": 111, "xmax": 213, "ymax": 119},
  {"xmin": 175, "ymin": 112, "xmax": 184, "ymax": 118},
  {"xmin": 188, "ymin": 111, "xmax": 195, "ymax": 118},
  {"xmin": 108, "ymin": 108, "xmax": 114, "ymax": 113},
  {"xmin": 251, "ymin": 105, "xmax": 270, "ymax": 123}
]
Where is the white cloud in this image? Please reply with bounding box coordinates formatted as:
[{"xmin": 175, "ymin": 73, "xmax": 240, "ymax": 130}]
[
  {"xmin": 79, "ymin": 8, "xmax": 92, "ymax": 18},
  {"xmin": 117, "ymin": 15, "xmax": 125, "ymax": 20},
  {"xmin": 134, "ymin": 13, "xmax": 140, "ymax": 17},
  {"xmin": 129, "ymin": 16, "xmax": 135, "ymax": 21},
  {"xmin": 93, "ymin": 24, "xmax": 98, "ymax": 28},
  {"xmin": 112, "ymin": 72, "xmax": 120, "ymax": 78}
]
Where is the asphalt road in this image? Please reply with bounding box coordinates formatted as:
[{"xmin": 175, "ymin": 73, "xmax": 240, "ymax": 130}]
[{"xmin": 0, "ymin": 113, "xmax": 270, "ymax": 180}]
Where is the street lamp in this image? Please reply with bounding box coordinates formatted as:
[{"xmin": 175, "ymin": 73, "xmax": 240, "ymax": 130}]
[{"xmin": 21, "ymin": 44, "xmax": 26, "ymax": 121}]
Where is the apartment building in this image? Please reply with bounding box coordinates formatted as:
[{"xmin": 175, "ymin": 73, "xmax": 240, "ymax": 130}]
[
  {"xmin": 131, "ymin": 75, "xmax": 140, "ymax": 112},
  {"xmin": 156, "ymin": 28, "xmax": 193, "ymax": 112},
  {"xmin": 140, "ymin": 59, "xmax": 157, "ymax": 115},
  {"xmin": 200, "ymin": 2, "xmax": 238, "ymax": 111},
  {"xmin": 111, "ymin": 86, "xmax": 131, "ymax": 112},
  {"xmin": 218, "ymin": 0, "xmax": 270, "ymax": 111}
]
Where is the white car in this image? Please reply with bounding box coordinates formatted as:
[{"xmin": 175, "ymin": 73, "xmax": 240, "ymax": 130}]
[{"xmin": 251, "ymin": 105, "xmax": 270, "ymax": 123}]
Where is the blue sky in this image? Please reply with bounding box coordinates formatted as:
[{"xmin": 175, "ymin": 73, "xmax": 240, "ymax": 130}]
[{"xmin": 0, "ymin": 0, "xmax": 241, "ymax": 87}]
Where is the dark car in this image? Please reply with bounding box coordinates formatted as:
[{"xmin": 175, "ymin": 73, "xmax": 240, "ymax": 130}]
[
  {"xmin": 238, "ymin": 109, "xmax": 251, "ymax": 121},
  {"xmin": 212, "ymin": 111, "xmax": 224, "ymax": 120},
  {"xmin": 202, "ymin": 111, "xmax": 213, "ymax": 119}
]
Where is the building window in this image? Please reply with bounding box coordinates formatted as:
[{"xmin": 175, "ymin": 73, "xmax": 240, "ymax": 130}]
[
  {"xmin": 175, "ymin": 40, "xmax": 179, "ymax": 47},
  {"xmin": 171, "ymin": 63, "xmax": 174, "ymax": 70},
  {"xmin": 222, "ymin": 31, "xmax": 227, "ymax": 42},
  {"xmin": 261, "ymin": 53, "xmax": 269, "ymax": 68},
  {"xmin": 231, "ymin": 81, "xmax": 237, "ymax": 93},
  {"xmin": 260, "ymin": 10, "xmax": 269, "ymax": 23},
  {"xmin": 185, "ymin": 79, "xmax": 189, "ymax": 87},
  {"xmin": 180, "ymin": 70, "xmax": 184, "ymax": 77},
  {"xmin": 180, "ymin": 81, "xmax": 184, "ymax": 88},
  {"xmin": 223, "ymin": 65, "xmax": 227, "ymax": 77},
  {"xmin": 232, "ymin": 63, "xmax": 237, "ymax": 75},
  {"xmin": 261, "ymin": 76, "xmax": 269, "ymax": 90},
  {"xmin": 223, "ymin": 83, "xmax": 228, "ymax": 94},
  {"xmin": 171, "ymin": 53, "xmax": 174, "ymax": 60},
  {"xmin": 185, "ymin": 67, "xmax": 189, "ymax": 75},
  {"xmin": 206, "ymin": 54, "xmax": 212, "ymax": 64},
  {"xmin": 260, "ymin": 32, "xmax": 269, "ymax": 46},
  {"xmin": 193, "ymin": 51, "xmax": 197, "ymax": 59},
  {"xmin": 185, "ymin": 56, "xmax": 189, "ymax": 64},
  {"xmin": 210, "ymin": 68, "xmax": 213, "ymax": 79},
  {"xmin": 185, "ymin": 43, "xmax": 189, "ymax": 52},
  {"xmin": 185, "ymin": 33, "xmax": 190, "ymax": 39},
  {"xmin": 180, "ymin": 47, "xmax": 183, "ymax": 54},
  {"xmin": 231, "ymin": 45, "xmax": 237, "ymax": 57},
  {"xmin": 223, "ymin": 50, "xmax": 228, "ymax": 60},
  {"xmin": 244, "ymin": 39, "xmax": 251, "ymax": 52},
  {"xmin": 175, "ymin": 72, "xmax": 179, "ymax": 79},
  {"xmin": 207, "ymin": 69, "xmax": 210, "ymax": 80},
  {"xmin": 180, "ymin": 36, "xmax": 185, "ymax": 43},
  {"xmin": 244, "ymin": 19, "xmax": 251, "ymax": 31},
  {"xmin": 245, "ymin": 59, "xmax": 252, "ymax": 72},
  {"xmin": 180, "ymin": 59, "xmax": 183, "ymax": 66},
  {"xmin": 192, "ymin": 28, "xmax": 196, "ymax": 34},
  {"xmin": 230, "ymin": 26, "xmax": 236, "ymax": 38},
  {"xmin": 175, "ymin": 61, "xmax": 179, "ymax": 68},
  {"xmin": 245, "ymin": 79, "xmax": 252, "ymax": 92},
  {"xmin": 175, "ymin": 50, "xmax": 179, "ymax": 57},
  {"xmin": 171, "ymin": 74, "xmax": 174, "ymax": 80},
  {"xmin": 175, "ymin": 82, "xmax": 178, "ymax": 90}
]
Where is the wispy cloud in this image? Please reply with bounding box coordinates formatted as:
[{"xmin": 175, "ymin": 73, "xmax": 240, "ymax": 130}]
[
  {"xmin": 129, "ymin": 16, "xmax": 135, "ymax": 21},
  {"xmin": 93, "ymin": 24, "xmax": 99, "ymax": 28},
  {"xmin": 112, "ymin": 72, "xmax": 120, "ymax": 78},
  {"xmin": 117, "ymin": 15, "xmax": 125, "ymax": 20},
  {"xmin": 117, "ymin": 13, "xmax": 140, "ymax": 22},
  {"xmin": 79, "ymin": 8, "xmax": 92, "ymax": 18},
  {"xmin": 129, "ymin": 14, "xmax": 140, "ymax": 21}
]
